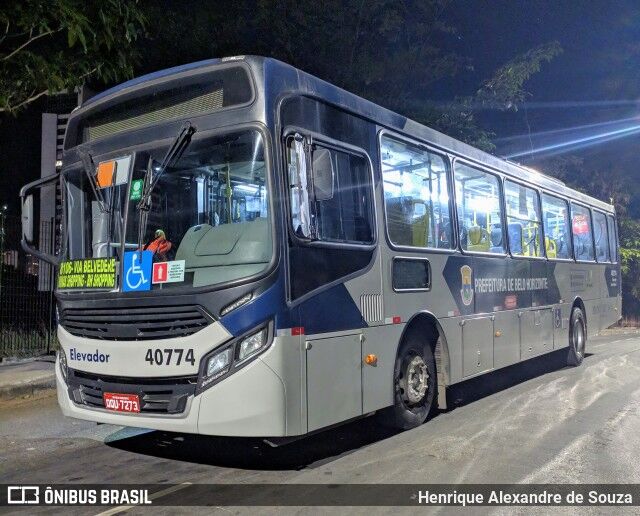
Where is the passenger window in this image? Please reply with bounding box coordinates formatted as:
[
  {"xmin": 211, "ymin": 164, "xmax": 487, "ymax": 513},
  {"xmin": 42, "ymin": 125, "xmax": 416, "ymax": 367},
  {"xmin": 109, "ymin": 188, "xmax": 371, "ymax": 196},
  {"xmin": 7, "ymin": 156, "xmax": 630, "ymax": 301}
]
[
  {"xmin": 504, "ymin": 181, "xmax": 542, "ymax": 257},
  {"xmin": 607, "ymin": 215, "xmax": 618, "ymax": 262},
  {"xmin": 380, "ymin": 136, "xmax": 453, "ymax": 249},
  {"xmin": 541, "ymin": 194, "xmax": 572, "ymax": 259},
  {"xmin": 571, "ymin": 204, "xmax": 595, "ymax": 261},
  {"xmin": 286, "ymin": 137, "xmax": 374, "ymax": 245},
  {"xmin": 454, "ymin": 163, "xmax": 504, "ymax": 253},
  {"xmin": 593, "ymin": 211, "xmax": 610, "ymax": 262}
]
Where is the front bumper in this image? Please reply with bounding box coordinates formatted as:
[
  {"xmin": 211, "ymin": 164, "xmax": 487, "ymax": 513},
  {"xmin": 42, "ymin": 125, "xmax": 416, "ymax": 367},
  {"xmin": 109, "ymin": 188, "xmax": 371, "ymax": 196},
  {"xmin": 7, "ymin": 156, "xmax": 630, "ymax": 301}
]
[{"xmin": 56, "ymin": 345, "xmax": 289, "ymax": 437}]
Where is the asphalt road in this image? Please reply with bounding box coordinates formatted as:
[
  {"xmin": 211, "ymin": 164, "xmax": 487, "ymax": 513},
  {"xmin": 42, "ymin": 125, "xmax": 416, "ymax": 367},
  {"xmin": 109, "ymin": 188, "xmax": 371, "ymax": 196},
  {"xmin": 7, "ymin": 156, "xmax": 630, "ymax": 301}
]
[{"xmin": 2, "ymin": 331, "xmax": 640, "ymax": 514}]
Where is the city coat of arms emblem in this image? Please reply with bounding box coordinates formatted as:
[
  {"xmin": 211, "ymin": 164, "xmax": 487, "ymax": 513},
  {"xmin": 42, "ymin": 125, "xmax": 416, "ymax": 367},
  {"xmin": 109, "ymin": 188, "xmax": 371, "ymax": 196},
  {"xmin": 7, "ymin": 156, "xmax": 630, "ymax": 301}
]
[{"xmin": 460, "ymin": 265, "xmax": 474, "ymax": 306}]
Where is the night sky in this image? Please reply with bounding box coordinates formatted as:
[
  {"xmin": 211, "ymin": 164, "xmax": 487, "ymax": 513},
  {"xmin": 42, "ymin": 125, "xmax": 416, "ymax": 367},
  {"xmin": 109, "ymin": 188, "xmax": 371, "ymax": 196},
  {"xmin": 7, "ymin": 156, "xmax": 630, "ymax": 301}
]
[{"xmin": 1, "ymin": 0, "xmax": 638, "ymax": 216}]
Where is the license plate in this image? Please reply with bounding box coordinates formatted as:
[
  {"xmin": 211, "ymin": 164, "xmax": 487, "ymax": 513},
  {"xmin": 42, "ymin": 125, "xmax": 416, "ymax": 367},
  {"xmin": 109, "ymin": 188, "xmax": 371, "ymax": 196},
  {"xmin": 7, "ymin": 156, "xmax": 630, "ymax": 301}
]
[{"xmin": 103, "ymin": 392, "xmax": 140, "ymax": 413}]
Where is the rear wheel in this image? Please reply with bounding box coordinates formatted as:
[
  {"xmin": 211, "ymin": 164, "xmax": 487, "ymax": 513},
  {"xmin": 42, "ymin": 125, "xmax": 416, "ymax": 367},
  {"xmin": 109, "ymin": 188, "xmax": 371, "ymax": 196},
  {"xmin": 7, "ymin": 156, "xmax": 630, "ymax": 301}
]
[
  {"xmin": 567, "ymin": 307, "xmax": 586, "ymax": 366},
  {"xmin": 379, "ymin": 335, "xmax": 437, "ymax": 430}
]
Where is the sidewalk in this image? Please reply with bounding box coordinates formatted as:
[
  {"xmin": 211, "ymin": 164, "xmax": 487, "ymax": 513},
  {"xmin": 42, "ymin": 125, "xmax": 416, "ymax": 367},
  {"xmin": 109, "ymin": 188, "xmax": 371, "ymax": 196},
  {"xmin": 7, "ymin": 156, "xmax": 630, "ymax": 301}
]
[{"xmin": 0, "ymin": 356, "xmax": 56, "ymax": 403}]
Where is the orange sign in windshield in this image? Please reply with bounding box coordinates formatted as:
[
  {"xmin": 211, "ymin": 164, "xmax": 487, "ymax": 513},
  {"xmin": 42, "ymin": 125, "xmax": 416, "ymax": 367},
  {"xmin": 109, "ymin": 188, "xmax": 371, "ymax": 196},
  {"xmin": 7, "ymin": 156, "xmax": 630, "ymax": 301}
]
[{"xmin": 96, "ymin": 160, "xmax": 116, "ymax": 188}]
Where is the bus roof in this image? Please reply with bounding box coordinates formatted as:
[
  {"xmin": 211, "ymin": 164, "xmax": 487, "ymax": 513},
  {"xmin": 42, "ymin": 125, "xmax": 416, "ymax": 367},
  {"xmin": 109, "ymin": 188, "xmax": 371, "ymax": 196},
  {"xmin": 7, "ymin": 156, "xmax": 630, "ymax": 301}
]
[
  {"xmin": 83, "ymin": 58, "xmax": 223, "ymax": 107},
  {"xmin": 80, "ymin": 55, "xmax": 614, "ymax": 213}
]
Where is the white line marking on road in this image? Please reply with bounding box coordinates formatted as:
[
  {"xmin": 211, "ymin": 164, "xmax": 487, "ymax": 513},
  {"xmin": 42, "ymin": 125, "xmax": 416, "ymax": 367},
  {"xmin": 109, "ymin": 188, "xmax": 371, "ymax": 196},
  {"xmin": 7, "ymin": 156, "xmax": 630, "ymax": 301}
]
[{"xmin": 93, "ymin": 482, "xmax": 192, "ymax": 516}]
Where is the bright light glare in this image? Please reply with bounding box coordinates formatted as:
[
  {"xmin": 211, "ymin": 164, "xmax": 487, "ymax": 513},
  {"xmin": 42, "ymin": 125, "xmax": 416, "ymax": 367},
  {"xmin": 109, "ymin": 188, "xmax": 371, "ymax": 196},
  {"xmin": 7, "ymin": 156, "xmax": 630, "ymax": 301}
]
[
  {"xmin": 505, "ymin": 120, "xmax": 640, "ymax": 159},
  {"xmin": 467, "ymin": 197, "xmax": 498, "ymax": 212}
]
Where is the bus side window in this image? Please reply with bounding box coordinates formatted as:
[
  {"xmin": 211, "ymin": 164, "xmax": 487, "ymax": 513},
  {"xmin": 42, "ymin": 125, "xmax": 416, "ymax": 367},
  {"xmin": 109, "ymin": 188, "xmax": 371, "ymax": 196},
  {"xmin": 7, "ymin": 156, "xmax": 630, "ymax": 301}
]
[
  {"xmin": 312, "ymin": 146, "xmax": 374, "ymax": 244},
  {"xmin": 453, "ymin": 163, "xmax": 504, "ymax": 254},
  {"xmin": 571, "ymin": 204, "xmax": 595, "ymax": 261},
  {"xmin": 541, "ymin": 193, "xmax": 572, "ymax": 259},
  {"xmin": 286, "ymin": 135, "xmax": 374, "ymax": 245},
  {"xmin": 593, "ymin": 210, "xmax": 610, "ymax": 262},
  {"xmin": 380, "ymin": 135, "xmax": 453, "ymax": 249},
  {"xmin": 504, "ymin": 180, "xmax": 542, "ymax": 257},
  {"xmin": 607, "ymin": 214, "xmax": 618, "ymax": 262}
]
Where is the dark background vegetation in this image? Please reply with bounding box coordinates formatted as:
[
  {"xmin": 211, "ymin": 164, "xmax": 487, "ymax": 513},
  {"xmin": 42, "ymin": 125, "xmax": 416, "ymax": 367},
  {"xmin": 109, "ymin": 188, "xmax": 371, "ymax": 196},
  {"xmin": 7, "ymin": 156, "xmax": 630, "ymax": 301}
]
[{"xmin": 1, "ymin": 0, "xmax": 639, "ymax": 317}]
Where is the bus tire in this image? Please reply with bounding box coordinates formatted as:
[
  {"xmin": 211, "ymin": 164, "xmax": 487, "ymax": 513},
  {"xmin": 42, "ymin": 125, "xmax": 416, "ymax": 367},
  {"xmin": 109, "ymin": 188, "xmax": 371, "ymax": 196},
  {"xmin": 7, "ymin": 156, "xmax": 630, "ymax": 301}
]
[
  {"xmin": 379, "ymin": 335, "xmax": 437, "ymax": 430},
  {"xmin": 567, "ymin": 307, "xmax": 586, "ymax": 366}
]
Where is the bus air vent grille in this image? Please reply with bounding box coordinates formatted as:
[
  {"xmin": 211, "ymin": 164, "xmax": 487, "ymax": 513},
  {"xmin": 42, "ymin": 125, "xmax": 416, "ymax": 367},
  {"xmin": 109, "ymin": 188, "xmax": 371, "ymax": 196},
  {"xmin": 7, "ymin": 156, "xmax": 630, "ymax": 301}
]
[
  {"xmin": 67, "ymin": 369, "xmax": 197, "ymax": 414},
  {"xmin": 59, "ymin": 305, "xmax": 212, "ymax": 341},
  {"xmin": 360, "ymin": 293, "xmax": 383, "ymax": 323}
]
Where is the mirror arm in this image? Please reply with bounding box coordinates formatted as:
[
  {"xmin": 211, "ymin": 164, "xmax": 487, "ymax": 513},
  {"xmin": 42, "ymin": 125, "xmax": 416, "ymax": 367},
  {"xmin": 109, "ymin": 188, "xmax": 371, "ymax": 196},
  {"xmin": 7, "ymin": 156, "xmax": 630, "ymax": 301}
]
[
  {"xmin": 19, "ymin": 173, "xmax": 62, "ymax": 266},
  {"xmin": 20, "ymin": 240, "xmax": 61, "ymax": 266}
]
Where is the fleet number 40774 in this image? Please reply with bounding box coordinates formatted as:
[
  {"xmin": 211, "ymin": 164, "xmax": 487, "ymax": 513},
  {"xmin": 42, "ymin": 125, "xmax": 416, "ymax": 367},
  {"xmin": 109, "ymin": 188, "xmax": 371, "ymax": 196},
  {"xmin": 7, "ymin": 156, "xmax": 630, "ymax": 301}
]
[{"xmin": 144, "ymin": 348, "xmax": 195, "ymax": 366}]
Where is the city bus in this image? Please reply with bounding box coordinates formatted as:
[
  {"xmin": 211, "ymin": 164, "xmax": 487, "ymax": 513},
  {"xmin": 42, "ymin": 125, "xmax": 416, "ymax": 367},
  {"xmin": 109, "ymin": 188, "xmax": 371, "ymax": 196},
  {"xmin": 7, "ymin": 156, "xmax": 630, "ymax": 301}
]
[{"xmin": 20, "ymin": 56, "xmax": 621, "ymax": 437}]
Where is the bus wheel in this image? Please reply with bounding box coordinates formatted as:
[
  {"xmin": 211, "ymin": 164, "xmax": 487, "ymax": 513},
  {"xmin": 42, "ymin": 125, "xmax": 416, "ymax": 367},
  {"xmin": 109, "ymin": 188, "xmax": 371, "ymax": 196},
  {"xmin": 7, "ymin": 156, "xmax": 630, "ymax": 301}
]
[
  {"xmin": 380, "ymin": 336, "xmax": 437, "ymax": 430},
  {"xmin": 567, "ymin": 307, "xmax": 586, "ymax": 366}
]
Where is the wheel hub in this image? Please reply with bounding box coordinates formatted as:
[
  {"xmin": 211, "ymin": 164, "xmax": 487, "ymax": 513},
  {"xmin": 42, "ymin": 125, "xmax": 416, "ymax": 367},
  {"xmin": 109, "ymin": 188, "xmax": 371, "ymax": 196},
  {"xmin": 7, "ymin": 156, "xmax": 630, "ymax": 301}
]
[
  {"xmin": 573, "ymin": 320, "xmax": 585, "ymax": 357},
  {"xmin": 400, "ymin": 355, "xmax": 429, "ymax": 404}
]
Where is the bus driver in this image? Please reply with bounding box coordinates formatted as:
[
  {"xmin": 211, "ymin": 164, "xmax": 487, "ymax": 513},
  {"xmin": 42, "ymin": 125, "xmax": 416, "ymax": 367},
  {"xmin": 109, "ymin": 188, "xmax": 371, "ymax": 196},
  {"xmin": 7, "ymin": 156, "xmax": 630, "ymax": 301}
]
[{"xmin": 144, "ymin": 229, "xmax": 173, "ymax": 262}]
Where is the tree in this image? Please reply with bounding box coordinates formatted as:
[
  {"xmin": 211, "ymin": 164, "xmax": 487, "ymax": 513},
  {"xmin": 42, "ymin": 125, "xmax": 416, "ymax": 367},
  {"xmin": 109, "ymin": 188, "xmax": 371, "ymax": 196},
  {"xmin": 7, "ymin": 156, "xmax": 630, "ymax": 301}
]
[
  {"xmin": 541, "ymin": 154, "xmax": 639, "ymax": 318},
  {"xmin": 0, "ymin": 0, "xmax": 145, "ymax": 114},
  {"xmin": 618, "ymin": 219, "xmax": 640, "ymax": 318},
  {"xmin": 138, "ymin": 1, "xmax": 559, "ymax": 152},
  {"xmin": 432, "ymin": 41, "xmax": 563, "ymax": 152},
  {"xmin": 539, "ymin": 155, "xmax": 630, "ymax": 217},
  {"xmin": 255, "ymin": 0, "xmax": 463, "ymax": 108},
  {"xmin": 475, "ymin": 42, "xmax": 562, "ymax": 112}
]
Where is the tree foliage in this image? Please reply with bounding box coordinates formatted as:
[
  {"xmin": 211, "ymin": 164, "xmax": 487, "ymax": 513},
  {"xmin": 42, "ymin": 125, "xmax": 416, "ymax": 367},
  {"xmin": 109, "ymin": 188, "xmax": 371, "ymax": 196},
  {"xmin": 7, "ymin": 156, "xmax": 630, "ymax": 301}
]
[
  {"xmin": 425, "ymin": 42, "xmax": 562, "ymax": 152},
  {"xmin": 542, "ymin": 154, "xmax": 639, "ymax": 317},
  {"xmin": 136, "ymin": 0, "xmax": 559, "ymax": 153},
  {"xmin": 1, "ymin": 0, "xmax": 559, "ymax": 148},
  {"xmin": 256, "ymin": 0, "xmax": 463, "ymax": 107},
  {"xmin": 0, "ymin": 0, "xmax": 145, "ymax": 114},
  {"xmin": 619, "ymin": 220, "xmax": 640, "ymax": 317},
  {"xmin": 476, "ymin": 41, "xmax": 562, "ymax": 111},
  {"xmin": 539, "ymin": 155, "xmax": 630, "ymax": 216}
]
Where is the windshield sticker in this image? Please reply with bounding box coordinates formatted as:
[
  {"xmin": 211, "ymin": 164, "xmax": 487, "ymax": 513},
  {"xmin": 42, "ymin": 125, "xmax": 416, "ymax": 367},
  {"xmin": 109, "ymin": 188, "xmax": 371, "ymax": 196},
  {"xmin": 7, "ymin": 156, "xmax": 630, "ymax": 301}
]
[
  {"xmin": 129, "ymin": 178, "xmax": 144, "ymax": 201},
  {"xmin": 123, "ymin": 251, "xmax": 152, "ymax": 292},
  {"xmin": 152, "ymin": 260, "xmax": 185, "ymax": 284},
  {"xmin": 58, "ymin": 258, "xmax": 116, "ymax": 289},
  {"xmin": 96, "ymin": 156, "xmax": 132, "ymax": 189}
]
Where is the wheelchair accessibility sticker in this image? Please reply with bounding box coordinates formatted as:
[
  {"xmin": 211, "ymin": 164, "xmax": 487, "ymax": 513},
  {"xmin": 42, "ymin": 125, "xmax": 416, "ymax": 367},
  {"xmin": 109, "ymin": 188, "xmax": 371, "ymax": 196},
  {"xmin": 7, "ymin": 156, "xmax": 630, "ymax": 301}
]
[{"xmin": 123, "ymin": 251, "xmax": 152, "ymax": 292}]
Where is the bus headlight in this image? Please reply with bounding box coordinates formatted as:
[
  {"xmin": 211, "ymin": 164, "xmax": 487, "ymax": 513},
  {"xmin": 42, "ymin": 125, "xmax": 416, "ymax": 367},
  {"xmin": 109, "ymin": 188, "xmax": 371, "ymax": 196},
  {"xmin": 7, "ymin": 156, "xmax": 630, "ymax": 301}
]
[
  {"xmin": 206, "ymin": 348, "xmax": 232, "ymax": 379},
  {"xmin": 197, "ymin": 323, "xmax": 273, "ymax": 393},
  {"xmin": 237, "ymin": 328, "xmax": 268, "ymax": 363},
  {"xmin": 58, "ymin": 348, "xmax": 68, "ymax": 383}
]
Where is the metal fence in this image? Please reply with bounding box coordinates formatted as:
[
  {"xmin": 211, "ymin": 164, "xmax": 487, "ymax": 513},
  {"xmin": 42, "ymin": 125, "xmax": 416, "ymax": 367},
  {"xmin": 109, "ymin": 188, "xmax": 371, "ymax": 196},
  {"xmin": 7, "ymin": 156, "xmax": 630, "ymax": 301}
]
[{"xmin": 0, "ymin": 216, "xmax": 57, "ymax": 358}]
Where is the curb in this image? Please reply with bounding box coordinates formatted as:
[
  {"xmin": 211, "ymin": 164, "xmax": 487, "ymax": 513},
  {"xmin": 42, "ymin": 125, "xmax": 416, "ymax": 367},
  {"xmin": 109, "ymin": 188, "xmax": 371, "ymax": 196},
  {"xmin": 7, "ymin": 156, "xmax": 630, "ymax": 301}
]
[{"xmin": 0, "ymin": 375, "xmax": 57, "ymax": 402}]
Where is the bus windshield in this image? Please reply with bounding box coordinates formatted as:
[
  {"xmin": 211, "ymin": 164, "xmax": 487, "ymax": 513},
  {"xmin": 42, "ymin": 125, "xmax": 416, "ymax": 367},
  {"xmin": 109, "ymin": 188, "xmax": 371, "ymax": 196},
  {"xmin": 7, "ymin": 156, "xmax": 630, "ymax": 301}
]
[{"xmin": 63, "ymin": 129, "xmax": 273, "ymax": 289}]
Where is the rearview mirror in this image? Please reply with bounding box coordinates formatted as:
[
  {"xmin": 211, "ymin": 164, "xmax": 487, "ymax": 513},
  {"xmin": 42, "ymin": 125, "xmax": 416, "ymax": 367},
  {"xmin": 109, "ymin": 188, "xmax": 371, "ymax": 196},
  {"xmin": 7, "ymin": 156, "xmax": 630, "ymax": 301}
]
[
  {"xmin": 19, "ymin": 174, "xmax": 60, "ymax": 265},
  {"xmin": 311, "ymin": 148, "xmax": 334, "ymax": 201},
  {"xmin": 288, "ymin": 134, "xmax": 314, "ymax": 239},
  {"xmin": 22, "ymin": 194, "xmax": 33, "ymax": 243}
]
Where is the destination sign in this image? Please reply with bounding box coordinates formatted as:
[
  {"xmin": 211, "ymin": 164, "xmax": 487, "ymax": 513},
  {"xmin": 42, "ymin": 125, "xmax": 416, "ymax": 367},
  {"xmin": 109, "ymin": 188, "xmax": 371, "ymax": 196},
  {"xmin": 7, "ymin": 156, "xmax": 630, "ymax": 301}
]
[{"xmin": 58, "ymin": 258, "xmax": 117, "ymax": 289}]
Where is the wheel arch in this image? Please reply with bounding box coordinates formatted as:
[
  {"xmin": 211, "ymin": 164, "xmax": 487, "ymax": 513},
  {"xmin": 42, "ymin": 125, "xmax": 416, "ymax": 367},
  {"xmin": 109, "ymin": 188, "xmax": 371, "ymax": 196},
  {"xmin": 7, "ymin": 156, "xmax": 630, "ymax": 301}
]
[{"xmin": 399, "ymin": 311, "xmax": 450, "ymax": 409}]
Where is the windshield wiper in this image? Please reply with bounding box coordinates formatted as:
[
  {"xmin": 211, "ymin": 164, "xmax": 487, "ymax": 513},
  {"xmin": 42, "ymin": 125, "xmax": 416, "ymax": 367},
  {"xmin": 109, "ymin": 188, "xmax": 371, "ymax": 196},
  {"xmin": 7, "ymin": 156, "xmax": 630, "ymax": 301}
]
[
  {"xmin": 136, "ymin": 121, "xmax": 197, "ymax": 250},
  {"xmin": 137, "ymin": 122, "xmax": 197, "ymax": 212},
  {"xmin": 78, "ymin": 148, "xmax": 110, "ymax": 213}
]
